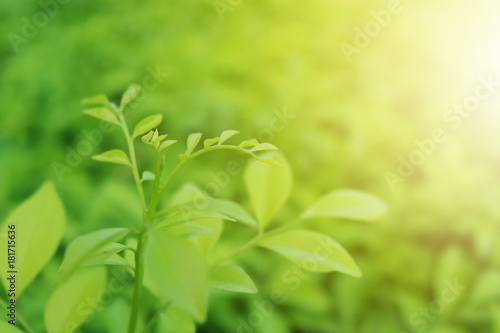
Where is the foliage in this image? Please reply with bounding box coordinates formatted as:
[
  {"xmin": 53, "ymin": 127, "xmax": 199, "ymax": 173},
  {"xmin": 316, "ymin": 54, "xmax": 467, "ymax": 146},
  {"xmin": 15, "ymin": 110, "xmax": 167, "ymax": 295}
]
[{"xmin": 0, "ymin": 87, "xmax": 386, "ymax": 332}]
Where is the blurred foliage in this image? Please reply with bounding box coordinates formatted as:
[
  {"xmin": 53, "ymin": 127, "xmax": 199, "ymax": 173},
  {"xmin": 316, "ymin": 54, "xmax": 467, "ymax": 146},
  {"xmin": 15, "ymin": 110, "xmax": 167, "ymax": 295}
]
[{"xmin": 1, "ymin": 0, "xmax": 500, "ymax": 332}]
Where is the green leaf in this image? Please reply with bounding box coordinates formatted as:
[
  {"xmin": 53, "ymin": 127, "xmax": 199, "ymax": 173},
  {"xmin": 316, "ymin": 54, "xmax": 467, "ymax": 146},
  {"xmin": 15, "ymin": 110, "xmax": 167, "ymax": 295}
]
[
  {"xmin": 258, "ymin": 230, "xmax": 361, "ymax": 277},
  {"xmin": 59, "ymin": 228, "xmax": 131, "ymax": 279},
  {"xmin": 158, "ymin": 307, "xmax": 195, "ymax": 333},
  {"xmin": 250, "ymin": 143, "xmax": 278, "ymax": 152},
  {"xmin": 0, "ymin": 318, "xmax": 26, "ymax": 332},
  {"xmin": 132, "ymin": 115, "xmax": 163, "ymax": 139},
  {"xmin": 120, "ymin": 84, "xmax": 141, "ymax": 110},
  {"xmin": 45, "ymin": 267, "xmax": 107, "ymax": 333},
  {"xmin": 186, "ymin": 133, "xmax": 202, "ymax": 155},
  {"xmin": 204, "ymin": 137, "xmax": 220, "ymax": 148},
  {"xmin": 166, "ymin": 184, "xmax": 257, "ymax": 228},
  {"xmin": 244, "ymin": 151, "xmax": 292, "ymax": 230},
  {"xmin": 218, "ymin": 130, "xmax": 239, "ymax": 145},
  {"xmin": 256, "ymin": 157, "xmax": 283, "ymax": 166},
  {"xmin": 154, "ymin": 134, "xmax": 168, "ymax": 148},
  {"xmin": 155, "ymin": 209, "xmax": 235, "ymax": 230},
  {"xmin": 81, "ymin": 94, "xmax": 109, "ymax": 106},
  {"xmin": 210, "ymin": 265, "xmax": 257, "ymax": 293},
  {"xmin": 85, "ymin": 253, "xmax": 129, "ymax": 267},
  {"xmin": 301, "ymin": 189, "xmax": 387, "ymax": 221},
  {"xmin": 238, "ymin": 139, "xmax": 259, "ymax": 149},
  {"xmin": 167, "ymin": 224, "xmax": 216, "ymax": 239},
  {"xmin": 205, "ymin": 198, "xmax": 258, "ymax": 228},
  {"xmin": 0, "ymin": 182, "xmax": 65, "ymax": 297},
  {"xmin": 92, "ymin": 149, "xmax": 131, "ymax": 167},
  {"xmin": 159, "ymin": 140, "xmax": 177, "ymax": 152},
  {"xmin": 144, "ymin": 229, "xmax": 208, "ymax": 322},
  {"xmin": 141, "ymin": 171, "xmax": 156, "ymax": 183},
  {"xmin": 81, "ymin": 242, "xmax": 132, "ymax": 267},
  {"xmin": 142, "ymin": 130, "xmax": 154, "ymax": 143},
  {"xmin": 83, "ymin": 107, "xmax": 119, "ymax": 125},
  {"xmin": 151, "ymin": 129, "xmax": 159, "ymax": 143}
]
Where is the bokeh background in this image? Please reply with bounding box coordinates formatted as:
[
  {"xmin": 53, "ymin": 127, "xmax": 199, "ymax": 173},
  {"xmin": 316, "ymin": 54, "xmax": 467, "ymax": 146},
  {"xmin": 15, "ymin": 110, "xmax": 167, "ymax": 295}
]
[{"xmin": 1, "ymin": 0, "xmax": 500, "ymax": 332}]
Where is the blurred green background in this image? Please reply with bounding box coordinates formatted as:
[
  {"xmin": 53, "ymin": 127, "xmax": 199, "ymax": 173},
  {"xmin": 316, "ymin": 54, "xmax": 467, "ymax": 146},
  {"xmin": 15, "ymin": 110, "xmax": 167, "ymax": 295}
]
[{"xmin": 1, "ymin": 0, "xmax": 500, "ymax": 332}]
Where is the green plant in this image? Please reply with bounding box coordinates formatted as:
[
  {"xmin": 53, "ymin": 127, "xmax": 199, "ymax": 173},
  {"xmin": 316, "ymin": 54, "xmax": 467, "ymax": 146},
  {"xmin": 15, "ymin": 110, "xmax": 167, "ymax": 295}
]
[{"xmin": 0, "ymin": 85, "xmax": 387, "ymax": 333}]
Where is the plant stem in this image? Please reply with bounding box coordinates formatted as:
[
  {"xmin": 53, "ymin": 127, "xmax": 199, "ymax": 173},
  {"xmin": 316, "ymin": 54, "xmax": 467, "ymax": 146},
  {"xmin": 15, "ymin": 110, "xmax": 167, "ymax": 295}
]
[
  {"xmin": 128, "ymin": 228, "xmax": 147, "ymax": 333},
  {"xmin": 118, "ymin": 113, "xmax": 148, "ymax": 213},
  {"xmin": 0, "ymin": 297, "xmax": 35, "ymax": 333}
]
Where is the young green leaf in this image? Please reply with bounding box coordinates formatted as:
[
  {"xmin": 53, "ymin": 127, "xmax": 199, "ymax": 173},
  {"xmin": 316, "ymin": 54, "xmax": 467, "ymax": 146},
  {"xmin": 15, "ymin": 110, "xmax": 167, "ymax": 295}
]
[
  {"xmin": 238, "ymin": 139, "xmax": 259, "ymax": 149},
  {"xmin": 151, "ymin": 129, "xmax": 159, "ymax": 143},
  {"xmin": 120, "ymin": 84, "xmax": 141, "ymax": 110},
  {"xmin": 141, "ymin": 170, "xmax": 156, "ymax": 183},
  {"xmin": 218, "ymin": 130, "xmax": 239, "ymax": 145},
  {"xmin": 244, "ymin": 151, "xmax": 292, "ymax": 231},
  {"xmin": 158, "ymin": 307, "xmax": 196, "ymax": 333},
  {"xmin": 258, "ymin": 230, "xmax": 361, "ymax": 277},
  {"xmin": 159, "ymin": 140, "xmax": 177, "ymax": 152},
  {"xmin": 249, "ymin": 143, "xmax": 278, "ymax": 152},
  {"xmin": 153, "ymin": 134, "xmax": 167, "ymax": 148},
  {"xmin": 92, "ymin": 149, "xmax": 131, "ymax": 167},
  {"xmin": 186, "ymin": 133, "xmax": 202, "ymax": 155},
  {"xmin": 142, "ymin": 130, "xmax": 154, "ymax": 143},
  {"xmin": 144, "ymin": 229, "xmax": 208, "ymax": 322},
  {"xmin": 0, "ymin": 182, "xmax": 66, "ymax": 297},
  {"xmin": 301, "ymin": 189, "xmax": 387, "ymax": 222},
  {"xmin": 45, "ymin": 267, "xmax": 107, "ymax": 333},
  {"xmin": 83, "ymin": 108, "xmax": 120, "ymax": 125},
  {"xmin": 132, "ymin": 114, "xmax": 163, "ymax": 139},
  {"xmin": 210, "ymin": 265, "xmax": 257, "ymax": 294},
  {"xmin": 204, "ymin": 137, "xmax": 220, "ymax": 148},
  {"xmin": 81, "ymin": 94, "xmax": 109, "ymax": 106},
  {"xmin": 59, "ymin": 228, "xmax": 131, "ymax": 279},
  {"xmin": 255, "ymin": 157, "xmax": 283, "ymax": 166}
]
